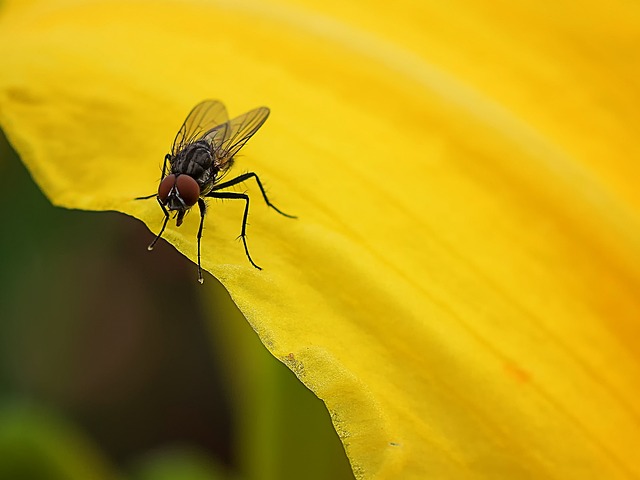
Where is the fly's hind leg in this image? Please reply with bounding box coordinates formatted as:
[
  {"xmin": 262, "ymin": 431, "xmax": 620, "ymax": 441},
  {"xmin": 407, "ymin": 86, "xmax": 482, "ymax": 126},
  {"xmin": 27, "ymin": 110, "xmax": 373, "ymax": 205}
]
[{"xmin": 210, "ymin": 172, "xmax": 296, "ymax": 219}]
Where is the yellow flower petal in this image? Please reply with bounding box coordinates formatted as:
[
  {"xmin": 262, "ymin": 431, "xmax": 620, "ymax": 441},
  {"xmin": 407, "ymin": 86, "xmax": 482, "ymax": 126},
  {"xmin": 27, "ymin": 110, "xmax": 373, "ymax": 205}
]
[{"xmin": 1, "ymin": 0, "xmax": 640, "ymax": 478}]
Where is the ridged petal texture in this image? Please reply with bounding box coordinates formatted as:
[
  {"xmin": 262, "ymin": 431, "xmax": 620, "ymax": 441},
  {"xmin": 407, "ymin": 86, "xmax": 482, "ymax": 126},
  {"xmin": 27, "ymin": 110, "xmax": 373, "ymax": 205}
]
[{"xmin": 1, "ymin": 0, "xmax": 639, "ymax": 478}]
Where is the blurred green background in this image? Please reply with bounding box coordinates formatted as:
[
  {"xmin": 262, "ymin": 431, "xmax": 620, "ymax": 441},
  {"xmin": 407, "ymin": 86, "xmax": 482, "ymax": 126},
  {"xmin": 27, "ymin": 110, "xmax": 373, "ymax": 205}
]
[{"xmin": 0, "ymin": 130, "xmax": 354, "ymax": 480}]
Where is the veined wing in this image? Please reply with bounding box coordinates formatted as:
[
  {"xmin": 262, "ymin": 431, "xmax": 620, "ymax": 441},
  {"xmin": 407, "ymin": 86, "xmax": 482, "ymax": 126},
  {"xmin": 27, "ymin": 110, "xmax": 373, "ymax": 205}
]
[
  {"xmin": 204, "ymin": 107, "xmax": 270, "ymax": 162},
  {"xmin": 171, "ymin": 100, "xmax": 228, "ymax": 155}
]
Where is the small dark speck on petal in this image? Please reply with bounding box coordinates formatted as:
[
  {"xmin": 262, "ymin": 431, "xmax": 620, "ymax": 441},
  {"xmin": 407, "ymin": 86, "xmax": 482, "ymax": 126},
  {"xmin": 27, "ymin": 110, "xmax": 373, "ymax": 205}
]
[{"xmin": 5, "ymin": 87, "xmax": 43, "ymax": 105}]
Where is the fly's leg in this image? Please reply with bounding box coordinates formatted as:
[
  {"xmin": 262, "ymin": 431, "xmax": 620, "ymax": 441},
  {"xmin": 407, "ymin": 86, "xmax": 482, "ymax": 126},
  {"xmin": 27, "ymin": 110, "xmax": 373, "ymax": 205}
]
[
  {"xmin": 161, "ymin": 153, "xmax": 170, "ymax": 178},
  {"xmin": 206, "ymin": 191, "xmax": 261, "ymax": 270},
  {"xmin": 135, "ymin": 154, "xmax": 172, "ymax": 200},
  {"xmin": 148, "ymin": 197, "xmax": 170, "ymax": 251},
  {"xmin": 196, "ymin": 198, "xmax": 206, "ymax": 284},
  {"xmin": 211, "ymin": 172, "xmax": 296, "ymax": 219}
]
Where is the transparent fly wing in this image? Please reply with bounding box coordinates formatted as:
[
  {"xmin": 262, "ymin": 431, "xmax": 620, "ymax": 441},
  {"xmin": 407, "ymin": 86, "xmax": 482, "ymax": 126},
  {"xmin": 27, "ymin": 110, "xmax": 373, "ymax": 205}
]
[
  {"xmin": 204, "ymin": 107, "xmax": 270, "ymax": 161},
  {"xmin": 171, "ymin": 100, "xmax": 229, "ymax": 155}
]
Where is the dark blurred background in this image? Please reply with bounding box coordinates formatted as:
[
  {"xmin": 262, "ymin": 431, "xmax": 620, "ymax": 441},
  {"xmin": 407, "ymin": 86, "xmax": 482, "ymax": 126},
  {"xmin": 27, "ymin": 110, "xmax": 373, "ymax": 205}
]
[{"xmin": 0, "ymin": 130, "xmax": 354, "ymax": 480}]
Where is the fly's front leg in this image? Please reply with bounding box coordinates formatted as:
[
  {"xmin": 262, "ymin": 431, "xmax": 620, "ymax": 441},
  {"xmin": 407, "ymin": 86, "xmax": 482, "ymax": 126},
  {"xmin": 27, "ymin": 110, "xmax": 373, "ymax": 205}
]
[
  {"xmin": 135, "ymin": 154, "xmax": 172, "ymax": 200},
  {"xmin": 207, "ymin": 191, "xmax": 261, "ymax": 270},
  {"xmin": 196, "ymin": 198, "xmax": 206, "ymax": 284},
  {"xmin": 148, "ymin": 197, "xmax": 170, "ymax": 251},
  {"xmin": 162, "ymin": 153, "xmax": 171, "ymax": 178}
]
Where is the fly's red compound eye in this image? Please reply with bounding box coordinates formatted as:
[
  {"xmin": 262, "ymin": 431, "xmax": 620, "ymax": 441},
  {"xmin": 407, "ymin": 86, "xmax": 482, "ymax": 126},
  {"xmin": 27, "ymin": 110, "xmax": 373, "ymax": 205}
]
[
  {"xmin": 158, "ymin": 174, "xmax": 176, "ymax": 203},
  {"xmin": 176, "ymin": 175, "xmax": 200, "ymax": 207}
]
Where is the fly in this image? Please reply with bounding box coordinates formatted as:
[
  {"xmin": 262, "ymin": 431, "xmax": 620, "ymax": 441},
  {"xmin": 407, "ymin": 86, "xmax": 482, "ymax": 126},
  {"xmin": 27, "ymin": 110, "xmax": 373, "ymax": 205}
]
[{"xmin": 136, "ymin": 100, "xmax": 295, "ymax": 283}]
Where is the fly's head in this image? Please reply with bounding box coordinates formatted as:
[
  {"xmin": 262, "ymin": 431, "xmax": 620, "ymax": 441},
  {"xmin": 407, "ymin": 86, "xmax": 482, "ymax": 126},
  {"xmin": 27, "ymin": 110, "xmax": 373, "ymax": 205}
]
[{"xmin": 158, "ymin": 174, "xmax": 200, "ymax": 226}]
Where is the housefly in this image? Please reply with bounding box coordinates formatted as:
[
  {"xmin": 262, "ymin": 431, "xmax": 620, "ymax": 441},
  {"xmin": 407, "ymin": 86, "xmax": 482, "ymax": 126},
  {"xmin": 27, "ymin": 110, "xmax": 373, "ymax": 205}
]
[{"xmin": 136, "ymin": 100, "xmax": 295, "ymax": 283}]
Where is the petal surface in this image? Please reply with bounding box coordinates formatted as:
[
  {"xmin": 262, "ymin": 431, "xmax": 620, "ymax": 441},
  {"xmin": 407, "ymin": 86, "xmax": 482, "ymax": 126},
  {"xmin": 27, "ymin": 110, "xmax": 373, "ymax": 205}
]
[{"xmin": 1, "ymin": 1, "xmax": 639, "ymax": 479}]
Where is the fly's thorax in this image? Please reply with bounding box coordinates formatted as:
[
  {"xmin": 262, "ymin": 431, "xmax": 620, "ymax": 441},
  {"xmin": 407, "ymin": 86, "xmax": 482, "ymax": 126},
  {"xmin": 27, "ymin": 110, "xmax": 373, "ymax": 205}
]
[{"xmin": 173, "ymin": 140, "xmax": 213, "ymax": 180}]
